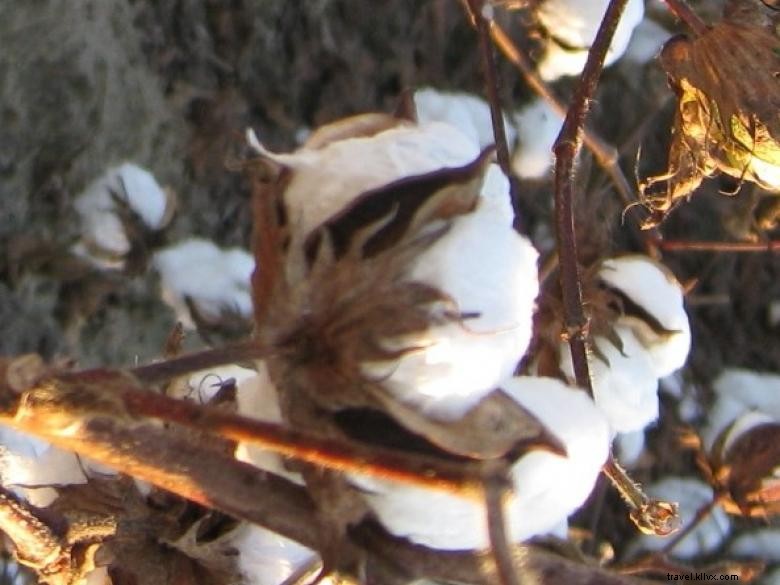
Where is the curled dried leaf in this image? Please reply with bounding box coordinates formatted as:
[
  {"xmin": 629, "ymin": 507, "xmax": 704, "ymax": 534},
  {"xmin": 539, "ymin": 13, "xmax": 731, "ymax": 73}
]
[{"xmin": 640, "ymin": 3, "xmax": 780, "ymax": 227}]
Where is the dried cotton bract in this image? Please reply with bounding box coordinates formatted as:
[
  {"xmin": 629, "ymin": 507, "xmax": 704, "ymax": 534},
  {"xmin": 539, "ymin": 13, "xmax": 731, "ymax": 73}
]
[{"xmin": 641, "ymin": 0, "xmax": 780, "ymax": 227}]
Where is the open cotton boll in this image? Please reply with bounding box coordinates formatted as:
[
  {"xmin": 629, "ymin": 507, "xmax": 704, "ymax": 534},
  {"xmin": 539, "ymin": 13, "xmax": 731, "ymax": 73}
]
[
  {"xmin": 631, "ymin": 477, "xmax": 730, "ymax": 560},
  {"xmin": 73, "ymin": 163, "xmax": 169, "ymax": 267},
  {"xmin": 561, "ymin": 325, "xmax": 659, "ymax": 434},
  {"xmin": 229, "ymin": 523, "xmax": 317, "ymax": 585},
  {"xmin": 511, "ymin": 97, "xmax": 563, "ymax": 180},
  {"xmin": 365, "ymin": 165, "xmax": 539, "ymax": 419},
  {"xmin": 247, "ymin": 120, "xmax": 480, "ymax": 238},
  {"xmin": 535, "ymin": 0, "xmax": 645, "ymax": 80},
  {"xmin": 623, "ymin": 17, "xmax": 671, "ymax": 65},
  {"xmin": 351, "ymin": 376, "xmax": 609, "ymax": 550},
  {"xmin": 615, "ymin": 429, "xmax": 647, "ymax": 468},
  {"xmin": 413, "ymin": 87, "xmax": 517, "ymax": 151},
  {"xmin": 703, "ymin": 369, "xmax": 780, "ymax": 451},
  {"xmin": 599, "ymin": 256, "xmax": 691, "ymax": 378},
  {"xmin": 153, "ymin": 238, "xmax": 254, "ymax": 329}
]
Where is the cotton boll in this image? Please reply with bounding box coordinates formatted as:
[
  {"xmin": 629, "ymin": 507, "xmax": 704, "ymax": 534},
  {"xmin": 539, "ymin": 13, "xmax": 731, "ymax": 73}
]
[
  {"xmin": 631, "ymin": 477, "xmax": 730, "ymax": 560},
  {"xmin": 363, "ymin": 165, "xmax": 540, "ymax": 420},
  {"xmin": 511, "ymin": 97, "xmax": 563, "ymax": 179},
  {"xmin": 535, "ymin": 0, "xmax": 645, "ymax": 81},
  {"xmin": 247, "ymin": 120, "xmax": 480, "ymax": 238},
  {"xmin": 153, "ymin": 238, "xmax": 254, "ymax": 329},
  {"xmin": 561, "ymin": 325, "xmax": 659, "ymax": 434},
  {"xmin": 413, "ymin": 88, "xmax": 517, "ymax": 151},
  {"xmin": 352, "ymin": 377, "xmax": 609, "ymax": 550},
  {"xmin": 184, "ymin": 364, "xmax": 259, "ymax": 402},
  {"xmin": 230, "ymin": 523, "xmax": 317, "ymax": 585},
  {"xmin": 73, "ymin": 163, "xmax": 169, "ymax": 267},
  {"xmin": 598, "ymin": 256, "xmax": 691, "ymax": 378},
  {"xmin": 703, "ymin": 369, "xmax": 780, "ymax": 451}
]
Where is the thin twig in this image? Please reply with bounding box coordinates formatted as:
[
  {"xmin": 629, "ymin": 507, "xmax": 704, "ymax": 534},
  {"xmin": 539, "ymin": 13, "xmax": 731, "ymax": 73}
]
[
  {"xmin": 552, "ymin": 0, "xmax": 629, "ymax": 393},
  {"xmin": 484, "ymin": 471, "xmax": 525, "ymax": 585},
  {"xmin": 129, "ymin": 340, "xmax": 268, "ymax": 384},
  {"xmin": 662, "ymin": 0, "xmax": 709, "ymax": 36},
  {"xmin": 464, "ymin": 0, "xmax": 513, "ymax": 178},
  {"xmin": 654, "ymin": 238, "xmax": 780, "ymax": 253}
]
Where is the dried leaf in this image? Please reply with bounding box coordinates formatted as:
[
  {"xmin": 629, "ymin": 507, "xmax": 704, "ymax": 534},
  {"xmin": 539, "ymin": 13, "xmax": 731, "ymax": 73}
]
[{"xmin": 641, "ymin": 2, "xmax": 780, "ymax": 226}]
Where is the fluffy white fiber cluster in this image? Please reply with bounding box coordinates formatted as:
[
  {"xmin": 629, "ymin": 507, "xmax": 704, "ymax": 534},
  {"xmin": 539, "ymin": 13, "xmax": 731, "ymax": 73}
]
[
  {"xmin": 562, "ymin": 256, "xmax": 691, "ymax": 438},
  {"xmin": 535, "ymin": 0, "xmax": 646, "ymax": 81}
]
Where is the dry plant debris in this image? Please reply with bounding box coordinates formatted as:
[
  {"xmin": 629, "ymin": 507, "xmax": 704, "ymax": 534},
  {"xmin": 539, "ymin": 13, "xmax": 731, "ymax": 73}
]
[{"xmin": 1, "ymin": 1, "xmax": 780, "ymax": 585}]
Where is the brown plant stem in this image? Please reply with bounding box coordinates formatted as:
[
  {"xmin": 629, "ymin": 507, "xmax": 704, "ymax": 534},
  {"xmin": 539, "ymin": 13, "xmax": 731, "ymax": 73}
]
[
  {"xmin": 662, "ymin": 0, "xmax": 709, "ymax": 36},
  {"xmin": 654, "ymin": 238, "xmax": 780, "ymax": 253},
  {"xmin": 129, "ymin": 340, "xmax": 269, "ymax": 384},
  {"xmin": 484, "ymin": 469, "xmax": 525, "ymax": 585},
  {"xmin": 465, "ymin": 0, "xmax": 513, "ymax": 178},
  {"xmin": 552, "ymin": 0, "xmax": 629, "ymax": 394}
]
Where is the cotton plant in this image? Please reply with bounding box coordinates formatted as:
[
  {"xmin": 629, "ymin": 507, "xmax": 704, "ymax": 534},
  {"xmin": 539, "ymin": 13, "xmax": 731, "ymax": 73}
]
[
  {"xmin": 511, "ymin": 97, "xmax": 564, "ymax": 180},
  {"xmin": 152, "ymin": 238, "xmax": 255, "ymax": 330},
  {"xmin": 249, "ymin": 114, "xmax": 539, "ymax": 419},
  {"xmin": 73, "ymin": 162, "xmax": 173, "ymax": 269},
  {"xmin": 534, "ymin": 0, "xmax": 646, "ymax": 81},
  {"xmin": 560, "ymin": 255, "xmax": 692, "ymax": 438}
]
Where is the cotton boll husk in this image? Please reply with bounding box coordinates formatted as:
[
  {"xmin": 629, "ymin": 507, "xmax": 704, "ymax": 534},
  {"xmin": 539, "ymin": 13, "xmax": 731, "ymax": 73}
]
[
  {"xmin": 511, "ymin": 98, "xmax": 563, "ymax": 179},
  {"xmin": 561, "ymin": 325, "xmax": 659, "ymax": 434},
  {"xmin": 365, "ymin": 165, "xmax": 539, "ymax": 419},
  {"xmin": 598, "ymin": 256, "xmax": 691, "ymax": 378},
  {"xmin": 229, "ymin": 523, "xmax": 317, "ymax": 585},
  {"xmin": 351, "ymin": 377, "xmax": 609, "ymax": 550},
  {"xmin": 247, "ymin": 120, "xmax": 480, "ymax": 238},
  {"xmin": 535, "ymin": 0, "xmax": 645, "ymax": 80},
  {"xmin": 703, "ymin": 369, "xmax": 780, "ymax": 451},
  {"xmin": 631, "ymin": 477, "xmax": 730, "ymax": 560},
  {"xmin": 153, "ymin": 238, "xmax": 254, "ymax": 328},
  {"xmin": 413, "ymin": 88, "xmax": 517, "ymax": 151},
  {"xmin": 730, "ymin": 529, "xmax": 780, "ymax": 563}
]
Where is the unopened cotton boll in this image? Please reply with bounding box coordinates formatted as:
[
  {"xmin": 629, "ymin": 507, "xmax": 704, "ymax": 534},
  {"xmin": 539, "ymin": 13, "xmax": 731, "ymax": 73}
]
[
  {"xmin": 631, "ymin": 477, "xmax": 730, "ymax": 560},
  {"xmin": 153, "ymin": 238, "xmax": 254, "ymax": 329},
  {"xmin": 350, "ymin": 377, "xmax": 609, "ymax": 550},
  {"xmin": 535, "ymin": 0, "xmax": 645, "ymax": 81},
  {"xmin": 413, "ymin": 87, "xmax": 517, "ymax": 151},
  {"xmin": 598, "ymin": 256, "xmax": 691, "ymax": 378},
  {"xmin": 511, "ymin": 97, "xmax": 564, "ymax": 179},
  {"xmin": 561, "ymin": 325, "xmax": 659, "ymax": 434}
]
